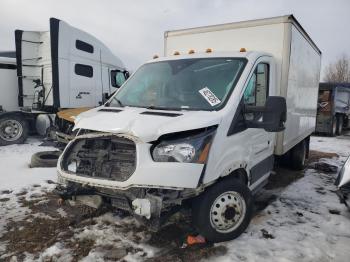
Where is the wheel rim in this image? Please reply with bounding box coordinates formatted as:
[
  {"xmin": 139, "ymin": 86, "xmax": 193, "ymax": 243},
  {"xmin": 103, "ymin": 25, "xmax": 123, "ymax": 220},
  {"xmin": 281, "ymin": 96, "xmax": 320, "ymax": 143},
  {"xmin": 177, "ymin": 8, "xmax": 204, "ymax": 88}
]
[
  {"xmin": 0, "ymin": 120, "xmax": 23, "ymax": 142},
  {"xmin": 210, "ymin": 191, "xmax": 247, "ymax": 233}
]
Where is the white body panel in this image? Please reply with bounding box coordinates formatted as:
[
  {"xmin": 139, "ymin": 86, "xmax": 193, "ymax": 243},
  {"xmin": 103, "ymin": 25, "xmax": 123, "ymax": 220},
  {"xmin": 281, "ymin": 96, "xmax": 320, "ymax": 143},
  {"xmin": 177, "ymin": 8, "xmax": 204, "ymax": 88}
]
[
  {"xmin": 0, "ymin": 57, "xmax": 18, "ymax": 111},
  {"xmin": 165, "ymin": 15, "xmax": 321, "ymax": 155},
  {"xmin": 15, "ymin": 18, "xmax": 126, "ymax": 111},
  {"xmin": 338, "ymin": 156, "xmax": 350, "ymax": 188},
  {"xmin": 73, "ymin": 106, "xmax": 221, "ymax": 142},
  {"xmin": 277, "ymin": 26, "xmax": 321, "ymax": 153}
]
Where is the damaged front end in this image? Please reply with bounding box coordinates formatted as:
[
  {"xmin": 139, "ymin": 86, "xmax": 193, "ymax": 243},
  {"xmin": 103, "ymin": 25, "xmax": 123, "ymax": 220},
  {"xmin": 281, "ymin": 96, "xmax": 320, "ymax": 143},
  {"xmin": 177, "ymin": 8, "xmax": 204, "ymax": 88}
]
[
  {"xmin": 56, "ymin": 132, "xmax": 202, "ymax": 229},
  {"xmin": 54, "ymin": 182, "xmax": 194, "ymax": 230},
  {"xmin": 335, "ymin": 156, "xmax": 350, "ymax": 210}
]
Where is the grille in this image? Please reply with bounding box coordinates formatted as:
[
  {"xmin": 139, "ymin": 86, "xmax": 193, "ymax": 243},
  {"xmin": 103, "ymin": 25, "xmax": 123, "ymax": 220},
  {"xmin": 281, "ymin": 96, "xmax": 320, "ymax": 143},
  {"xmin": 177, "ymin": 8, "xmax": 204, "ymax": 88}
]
[{"xmin": 63, "ymin": 135, "xmax": 136, "ymax": 182}]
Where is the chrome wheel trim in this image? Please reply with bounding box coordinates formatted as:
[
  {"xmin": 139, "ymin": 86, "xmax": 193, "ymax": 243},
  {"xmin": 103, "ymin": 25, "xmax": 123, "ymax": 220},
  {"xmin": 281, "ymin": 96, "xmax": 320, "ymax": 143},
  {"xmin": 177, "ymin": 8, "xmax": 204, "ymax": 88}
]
[
  {"xmin": 210, "ymin": 191, "xmax": 247, "ymax": 233},
  {"xmin": 0, "ymin": 119, "xmax": 23, "ymax": 142}
]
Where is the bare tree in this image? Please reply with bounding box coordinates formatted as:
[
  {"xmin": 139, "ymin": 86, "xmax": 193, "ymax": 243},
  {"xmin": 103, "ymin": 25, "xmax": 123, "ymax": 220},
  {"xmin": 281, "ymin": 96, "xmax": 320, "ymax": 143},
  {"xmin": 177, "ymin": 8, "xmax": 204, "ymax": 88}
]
[{"xmin": 324, "ymin": 54, "xmax": 350, "ymax": 83}]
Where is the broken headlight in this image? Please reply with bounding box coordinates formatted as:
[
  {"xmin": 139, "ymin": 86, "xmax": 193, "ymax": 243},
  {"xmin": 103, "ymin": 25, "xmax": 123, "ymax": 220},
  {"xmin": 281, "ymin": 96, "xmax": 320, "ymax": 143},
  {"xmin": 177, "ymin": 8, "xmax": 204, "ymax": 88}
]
[{"xmin": 152, "ymin": 127, "xmax": 216, "ymax": 163}]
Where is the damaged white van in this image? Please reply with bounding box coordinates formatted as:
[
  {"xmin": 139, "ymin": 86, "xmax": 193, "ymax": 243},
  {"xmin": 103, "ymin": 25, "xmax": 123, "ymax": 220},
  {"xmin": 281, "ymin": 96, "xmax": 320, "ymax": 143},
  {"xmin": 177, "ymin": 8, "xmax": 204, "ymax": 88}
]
[{"xmin": 56, "ymin": 15, "xmax": 321, "ymax": 242}]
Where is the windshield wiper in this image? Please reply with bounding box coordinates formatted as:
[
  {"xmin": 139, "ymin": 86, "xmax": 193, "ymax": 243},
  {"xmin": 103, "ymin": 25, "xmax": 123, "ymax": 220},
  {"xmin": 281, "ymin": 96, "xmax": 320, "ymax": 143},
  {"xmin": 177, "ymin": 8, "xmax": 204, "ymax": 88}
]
[{"xmin": 107, "ymin": 98, "xmax": 124, "ymax": 108}]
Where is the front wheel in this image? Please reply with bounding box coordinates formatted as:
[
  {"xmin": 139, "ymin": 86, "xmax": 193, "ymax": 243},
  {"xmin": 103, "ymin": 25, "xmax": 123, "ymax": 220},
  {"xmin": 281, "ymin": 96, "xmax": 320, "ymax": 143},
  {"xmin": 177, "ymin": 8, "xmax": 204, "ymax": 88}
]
[
  {"xmin": 192, "ymin": 178, "xmax": 253, "ymax": 243},
  {"xmin": 0, "ymin": 114, "xmax": 29, "ymax": 146}
]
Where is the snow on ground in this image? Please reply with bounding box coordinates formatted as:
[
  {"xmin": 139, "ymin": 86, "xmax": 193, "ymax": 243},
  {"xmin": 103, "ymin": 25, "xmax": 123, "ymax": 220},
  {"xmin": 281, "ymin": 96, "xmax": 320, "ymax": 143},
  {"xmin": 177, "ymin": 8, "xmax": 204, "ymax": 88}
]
[
  {"xmin": 216, "ymin": 134, "xmax": 350, "ymax": 262},
  {"xmin": 0, "ymin": 137, "xmax": 57, "ymax": 192},
  {"xmin": 0, "ymin": 135, "xmax": 350, "ymax": 261},
  {"xmin": 310, "ymin": 135, "xmax": 350, "ymax": 157}
]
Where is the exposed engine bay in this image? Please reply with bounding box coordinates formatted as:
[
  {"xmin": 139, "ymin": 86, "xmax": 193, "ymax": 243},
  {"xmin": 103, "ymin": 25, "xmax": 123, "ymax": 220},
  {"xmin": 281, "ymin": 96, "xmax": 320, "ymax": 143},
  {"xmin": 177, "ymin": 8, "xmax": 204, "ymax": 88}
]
[{"xmin": 61, "ymin": 135, "xmax": 137, "ymax": 181}]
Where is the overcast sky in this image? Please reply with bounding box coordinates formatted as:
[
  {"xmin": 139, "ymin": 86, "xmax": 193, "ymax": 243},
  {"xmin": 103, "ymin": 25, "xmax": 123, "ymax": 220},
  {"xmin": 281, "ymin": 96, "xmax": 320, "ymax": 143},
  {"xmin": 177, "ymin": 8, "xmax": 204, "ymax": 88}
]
[{"xmin": 1, "ymin": 0, "xmax": 349, "ymax": 79}]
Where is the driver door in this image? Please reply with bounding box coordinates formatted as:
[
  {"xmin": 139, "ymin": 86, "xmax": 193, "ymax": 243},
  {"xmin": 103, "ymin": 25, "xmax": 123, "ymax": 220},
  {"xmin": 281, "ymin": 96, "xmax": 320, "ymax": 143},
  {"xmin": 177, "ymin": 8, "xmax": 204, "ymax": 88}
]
[{"xmin": 242, "ymin": 60, "xmax": 275, "ymax": 185}]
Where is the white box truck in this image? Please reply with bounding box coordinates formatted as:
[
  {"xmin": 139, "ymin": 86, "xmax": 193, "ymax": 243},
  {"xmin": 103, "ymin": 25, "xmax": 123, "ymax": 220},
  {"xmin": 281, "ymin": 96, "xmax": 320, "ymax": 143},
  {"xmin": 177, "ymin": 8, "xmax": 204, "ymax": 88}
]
[
  {"xmin": 56, "ymin": 15, "xmax": 321, "ymax": 242},
  {"xmin": 0, "ymin": 18, "xmax": 128, "ymax": 145}
]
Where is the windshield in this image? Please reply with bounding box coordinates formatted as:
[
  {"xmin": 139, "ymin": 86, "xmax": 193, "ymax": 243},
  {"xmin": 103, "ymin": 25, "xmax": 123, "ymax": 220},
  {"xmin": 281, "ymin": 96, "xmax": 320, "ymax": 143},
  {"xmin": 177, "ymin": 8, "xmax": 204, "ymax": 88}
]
[{"xmin": 108, "ymin": 58, "xmax": 246, "ymax": 111}]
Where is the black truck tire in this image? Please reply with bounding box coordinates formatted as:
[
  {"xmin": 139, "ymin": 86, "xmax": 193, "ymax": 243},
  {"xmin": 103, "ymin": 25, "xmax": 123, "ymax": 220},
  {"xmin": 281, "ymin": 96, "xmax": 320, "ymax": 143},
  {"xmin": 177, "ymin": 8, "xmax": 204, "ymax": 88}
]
[
  {"xmin": 290, "ymin": 139, "xmax": 306, "ymax": 170},
  {"xmin": 192, "ymin": 178, "xmax": 253, "ymax": 243},
  {"xmin": 336, "ymin": 115, "xmax": 343, "ymax": 135},
  {"xmin": 330, "ymin": 116, "xmax": 337, "ymax": 137},
  {"xmin": 0, "ymin": 114, "xmax": 29, "ymax": 146},
  {"xmin": 30, "ymin": 151, "xmax": 61, "ymax": 168}
]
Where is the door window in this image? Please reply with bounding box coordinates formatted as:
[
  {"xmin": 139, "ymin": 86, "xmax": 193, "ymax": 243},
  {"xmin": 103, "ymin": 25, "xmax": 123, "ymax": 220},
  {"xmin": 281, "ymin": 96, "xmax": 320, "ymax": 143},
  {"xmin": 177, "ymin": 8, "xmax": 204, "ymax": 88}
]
[
  {"xmin": 75, "ymin": 64, "xmax": 93, "ymax": 78},
  {"xmin": 243, "ymin": 63, "xmax": 269, "ymax": 107}
]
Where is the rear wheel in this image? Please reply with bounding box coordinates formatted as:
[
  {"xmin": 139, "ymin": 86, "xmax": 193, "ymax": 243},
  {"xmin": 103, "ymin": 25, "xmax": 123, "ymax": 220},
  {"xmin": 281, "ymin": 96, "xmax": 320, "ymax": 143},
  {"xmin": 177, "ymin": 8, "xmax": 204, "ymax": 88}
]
[
  {"xmin": 192, "ymin": 178, "xmax": 253, "ymax": 243},
  {"xmin": 336, "ymin": 115, "xmax": 344, "ymax": 135},
  {"xmin": 330, "ymin": 116, "xmax": 337, "ymax": 136},
  {"xmin": 0, "ymin": 114, "xmax": 28, "ymax": 146},
  {"xmin": 290, "ymin": 139, "xmax": 306, "ymax": 170}
]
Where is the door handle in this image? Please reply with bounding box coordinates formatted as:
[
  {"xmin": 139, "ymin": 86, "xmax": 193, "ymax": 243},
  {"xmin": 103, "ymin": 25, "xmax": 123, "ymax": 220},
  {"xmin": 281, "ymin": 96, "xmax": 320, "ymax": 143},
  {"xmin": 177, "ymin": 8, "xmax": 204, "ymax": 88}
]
[{"xmin": 76, "ymin": 91, "xmax": 90, "ymax": 99}]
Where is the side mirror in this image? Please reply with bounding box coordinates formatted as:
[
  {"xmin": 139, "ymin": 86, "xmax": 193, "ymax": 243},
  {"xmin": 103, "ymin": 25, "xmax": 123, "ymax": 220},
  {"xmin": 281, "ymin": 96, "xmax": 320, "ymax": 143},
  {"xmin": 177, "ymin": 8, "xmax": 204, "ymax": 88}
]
[
  {"xmin": 124, "ymin": 70, "xmax": 130, "ymax": 80},
  {"xmin": 111, "ymin": 70, "xmax": 128, "ymax": 88},
  {"xmin": 245, "ymin": 96, "xmax": 286, "ymax": 132}
]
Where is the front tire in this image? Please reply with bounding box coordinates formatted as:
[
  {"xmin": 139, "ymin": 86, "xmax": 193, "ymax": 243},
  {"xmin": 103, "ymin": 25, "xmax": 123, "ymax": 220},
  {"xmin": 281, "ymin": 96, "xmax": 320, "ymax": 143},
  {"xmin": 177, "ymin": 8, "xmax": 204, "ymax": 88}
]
[
  {"xmin": 192, "ymin": 178, "xmax": 253, "ymax": 243},
  {"xmin": 0, "ymin": 114, "xmax": 28, "ymax": 146}
]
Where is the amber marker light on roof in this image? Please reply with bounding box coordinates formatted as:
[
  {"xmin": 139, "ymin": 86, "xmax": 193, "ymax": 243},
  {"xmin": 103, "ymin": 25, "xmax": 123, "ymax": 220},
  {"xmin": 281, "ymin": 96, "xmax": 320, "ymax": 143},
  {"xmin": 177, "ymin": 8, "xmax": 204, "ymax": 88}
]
[
  {"xmin": 205, "ymin": 48, "xmax": 213, "ymax": 53},
  {"xmin": 240, "ymin": 48, "xmax": 247, "ymax": 52},
  {"xmin": 153, "ymin": 54, "xmax": 159, "ymax": 59},
  {"xmin": 188, "ymin": 49, "xmax": 195, "ymax": 54},
  {"xmin": 173, "ymin": 51, "xmax": 180, "ymax": 55}
]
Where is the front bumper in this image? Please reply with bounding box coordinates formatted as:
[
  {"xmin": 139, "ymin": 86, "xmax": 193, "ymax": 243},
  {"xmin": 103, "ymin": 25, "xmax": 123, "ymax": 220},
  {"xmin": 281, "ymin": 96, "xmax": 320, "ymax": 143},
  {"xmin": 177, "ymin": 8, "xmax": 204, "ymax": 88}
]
[{"xmin": 54, "ymin": 181, "xmax": 190, "ymax": 223}]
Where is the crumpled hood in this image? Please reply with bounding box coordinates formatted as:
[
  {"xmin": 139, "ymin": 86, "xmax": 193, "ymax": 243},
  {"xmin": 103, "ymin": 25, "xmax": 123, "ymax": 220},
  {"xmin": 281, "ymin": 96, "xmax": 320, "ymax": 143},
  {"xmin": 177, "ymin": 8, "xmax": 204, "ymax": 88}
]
[{"xmin": 73, "ymin": 107, "xmax": 222, "ymax": 142}]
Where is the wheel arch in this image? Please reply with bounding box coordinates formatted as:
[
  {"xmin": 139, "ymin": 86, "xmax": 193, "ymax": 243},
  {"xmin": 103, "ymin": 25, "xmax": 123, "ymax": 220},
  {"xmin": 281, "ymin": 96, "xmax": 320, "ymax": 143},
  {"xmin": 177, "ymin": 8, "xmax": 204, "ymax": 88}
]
[
  {"xmin": 0, "ymin": 111, "xmax": 25, "ymax": 118},
  {"xmin": 218, "ymin": 168, "xmax": 249, "ymax": 185}
]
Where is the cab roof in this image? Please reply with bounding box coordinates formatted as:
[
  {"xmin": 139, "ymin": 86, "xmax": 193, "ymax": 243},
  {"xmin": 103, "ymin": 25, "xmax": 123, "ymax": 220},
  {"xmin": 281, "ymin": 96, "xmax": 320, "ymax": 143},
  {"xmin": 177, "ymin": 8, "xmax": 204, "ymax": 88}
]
[{"xmin": 146, "ymin": 50, "xmax": 272, "ymax": 64}]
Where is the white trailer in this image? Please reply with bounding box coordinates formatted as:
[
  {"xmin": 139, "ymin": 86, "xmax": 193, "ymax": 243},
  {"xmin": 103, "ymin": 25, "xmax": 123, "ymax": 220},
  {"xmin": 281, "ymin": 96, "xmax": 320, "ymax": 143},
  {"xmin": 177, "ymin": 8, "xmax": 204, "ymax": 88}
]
[
  {"xmin": 56, "ymin": 15, "xmax": 321, "ymax": 242},
  {"xmin": 0, "ymin": 18, "xmax": 129, "ymax": 145}
]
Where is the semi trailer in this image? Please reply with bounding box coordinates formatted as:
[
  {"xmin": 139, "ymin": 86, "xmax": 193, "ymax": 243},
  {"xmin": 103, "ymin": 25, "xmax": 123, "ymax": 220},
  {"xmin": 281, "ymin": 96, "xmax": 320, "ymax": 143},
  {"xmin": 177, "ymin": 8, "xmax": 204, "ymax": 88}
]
[
  {"xmin": 0, "ymin": 18, "xmax": 128, "ymax": 146},
  {"xmin": 316, "ymin": 82, "xmax": 350, "ymax": 136},
  {"xmin": 56, "ymin": 15, "xmax": 321, "ymax": 242}
]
